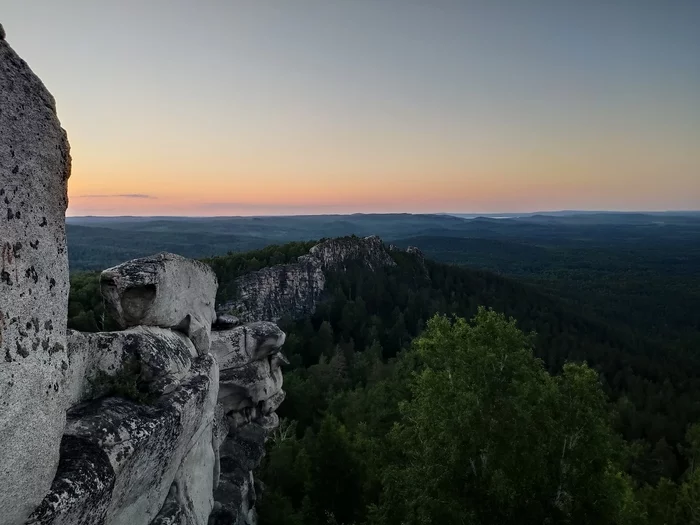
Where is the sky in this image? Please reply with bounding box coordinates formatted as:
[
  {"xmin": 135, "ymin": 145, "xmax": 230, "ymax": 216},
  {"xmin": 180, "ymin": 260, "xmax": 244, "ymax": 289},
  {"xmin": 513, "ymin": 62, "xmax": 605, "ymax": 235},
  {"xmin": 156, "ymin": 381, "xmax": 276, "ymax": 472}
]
[{"xmin": 2, "ymin": 0, "xmax": 699, "ymax": 216}]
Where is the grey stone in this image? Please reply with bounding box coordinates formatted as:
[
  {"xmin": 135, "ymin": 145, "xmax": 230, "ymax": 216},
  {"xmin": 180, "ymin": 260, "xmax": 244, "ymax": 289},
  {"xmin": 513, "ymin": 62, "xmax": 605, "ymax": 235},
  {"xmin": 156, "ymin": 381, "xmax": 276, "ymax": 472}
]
[
  {"xmin": 100, "ymin": 253, "xmax": 218, "ymax": 355},
  {"xmin": 211, "ymin": 323, "xmax": 286, "ymax": 433},
  {"xmin": 213, "ymin": 314, "xmax": 239, "ymax": 330},
  {"xmin": 307, "ymin": 235, "xmax": 395, "ymax": 271},
  {"xmin": 218, "ymin": 236, "xmax": 395, "ymax": 322},
  {"xmin": 209, "ymin": 424, "xmax": 268, "ymax": 525},
  {"xmin": 0, "ymin": 24, "xmax": 71, "ymax": 524},
  {"xmin": 64, "ymin": 327, "xmax": 197, "ymax": 406},
  {"xmin": 27, "ymin": 355, "xmax": 219, "ymax": 525},
  {"xmin": 220, "ymin": 259, "xmax": 324, "ymax": 323},
  {"xmin": 210, "ymin": 322, "xmax": 285, "ymax": 370}
]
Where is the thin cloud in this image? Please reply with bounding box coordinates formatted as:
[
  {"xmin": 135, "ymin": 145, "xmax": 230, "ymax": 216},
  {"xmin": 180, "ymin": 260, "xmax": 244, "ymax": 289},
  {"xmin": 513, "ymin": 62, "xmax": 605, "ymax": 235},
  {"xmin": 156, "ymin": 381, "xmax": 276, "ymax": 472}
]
[
  {"xmin": 201, "ymin": 202, "xmax": 344, "ymax": 210},
  {"xmin": 75, "ymin": 194, "xmax": 157, "ymax": 199}
]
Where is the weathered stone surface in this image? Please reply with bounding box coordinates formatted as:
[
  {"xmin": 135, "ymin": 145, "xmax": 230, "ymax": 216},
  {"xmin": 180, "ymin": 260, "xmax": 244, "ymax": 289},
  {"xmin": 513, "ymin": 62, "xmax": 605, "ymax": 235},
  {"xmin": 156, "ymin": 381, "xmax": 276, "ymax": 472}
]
[
  {"xmin": 0, "ymin": 24, "xmax": 72, "ymax": 524},
  {"xmin": 221, "ymin": 259, "xmax": 324, "ymax": 323},
  {"xmin": 64, "ymin": 327, "xmax": 196, "ymax": 405},
  {"xmin": 100, "ymin": 253, "xmax": 217, "ymax": 355},
  {"xmin": 209, "ymin": 424, "xmax": 268, "ymax": 525},
  {"xmin": 219, "ymin": 236, "xmax": 395, "ymax": 322},
  {"xmin": 25, "ymin": 435, "xmax": 115, "ymax": 525},
  {"xmin": 210, "ymin": 322, "xmax": 285, "ymax": 370},
  {"xmin": 213, "ymin": 323, "xmax": 286, "ymax": 435},
  {"xmin": 151, "ymin": 416, "xmax": 217, "ymax": 525},
  {"xmin": 150, "ymin": 484, "xmax": 188, "ymax": 525},
  {"xmin": 307, "ymin": 235, "xmax": 395, "ymax": 271},
  {"xmin": 27, "ymin": 355, "xmax": 219, "ymax": 525},
  {"xmin": 219, "ymin": 362, "xmax": 283, "ymax": 418},
  {"xmin": 167, "ymin": 418, "xmax": 217, "ymax": 525},
  {"xmin": 213, "ymin": 314, "xmax": 239, "ymax": 331}
]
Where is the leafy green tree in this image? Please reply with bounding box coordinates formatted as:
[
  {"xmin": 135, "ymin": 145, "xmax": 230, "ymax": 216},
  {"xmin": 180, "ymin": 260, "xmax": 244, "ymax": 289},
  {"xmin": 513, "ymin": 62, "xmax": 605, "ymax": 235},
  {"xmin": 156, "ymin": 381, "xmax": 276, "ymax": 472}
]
[{"xmin": 373, "ymin": 309, "xmax": 638, "ymax": 525}]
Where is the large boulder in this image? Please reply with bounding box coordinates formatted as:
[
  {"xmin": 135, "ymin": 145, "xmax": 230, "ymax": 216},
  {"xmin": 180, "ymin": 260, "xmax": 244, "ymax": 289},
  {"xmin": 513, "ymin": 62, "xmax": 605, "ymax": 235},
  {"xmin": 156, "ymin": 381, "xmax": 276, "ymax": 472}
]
[
  {"xmin": 210, "ymin": 321, "xmax": 286, "ymax": 370},
  {"xmin": 100, "ymin": 253, "xmax": 218, "ymax": 355},
  {"xmin": 0, "ymin": 23, "xmax": 72, "ymax": 523},
  {"xmin": 64, "ymin": 327, "xmax": 197, "ymax": 406},
  {"xmin": 211, "ymin": 323, "xmax": 286, "ymax": 430}
]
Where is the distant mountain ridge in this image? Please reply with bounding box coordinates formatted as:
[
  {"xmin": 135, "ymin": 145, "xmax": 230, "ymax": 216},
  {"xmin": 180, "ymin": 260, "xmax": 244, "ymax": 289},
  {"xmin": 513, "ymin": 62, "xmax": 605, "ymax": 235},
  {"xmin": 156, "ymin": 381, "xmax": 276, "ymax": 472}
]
[{"xmin": 67, "ymin": 212, "xmax": 700, "ymax": 271}]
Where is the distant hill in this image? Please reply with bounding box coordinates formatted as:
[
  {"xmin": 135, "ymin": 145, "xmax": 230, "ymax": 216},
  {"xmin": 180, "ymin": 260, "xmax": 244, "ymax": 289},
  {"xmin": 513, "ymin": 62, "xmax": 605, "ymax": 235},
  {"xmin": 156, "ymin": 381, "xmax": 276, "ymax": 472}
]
[{"xmin": 66, "ymin": 212, "xmax": 700, "ymax": 270}]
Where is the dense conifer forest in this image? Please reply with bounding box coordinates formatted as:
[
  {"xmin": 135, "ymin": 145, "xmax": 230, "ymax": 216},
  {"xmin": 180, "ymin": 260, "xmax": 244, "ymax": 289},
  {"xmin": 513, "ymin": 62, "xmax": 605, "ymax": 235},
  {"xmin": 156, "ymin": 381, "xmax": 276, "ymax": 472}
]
[{"xmin": 67, "ymin": 230, "xmax": 700, "ymax": 524}]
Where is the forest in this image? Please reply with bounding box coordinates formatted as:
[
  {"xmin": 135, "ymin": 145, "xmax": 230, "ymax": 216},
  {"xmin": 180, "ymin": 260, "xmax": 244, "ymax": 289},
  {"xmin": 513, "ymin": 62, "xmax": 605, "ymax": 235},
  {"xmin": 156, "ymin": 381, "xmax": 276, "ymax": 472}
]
[{"xmin": 66, "ymin": 223, "xmax": 700, "ymax": 524}]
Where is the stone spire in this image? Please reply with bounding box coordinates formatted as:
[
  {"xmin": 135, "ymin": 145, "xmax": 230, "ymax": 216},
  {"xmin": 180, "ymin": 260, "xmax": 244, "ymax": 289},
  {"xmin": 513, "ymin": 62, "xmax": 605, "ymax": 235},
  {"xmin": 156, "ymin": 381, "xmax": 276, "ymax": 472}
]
[{"xmin": 0, "ymin": 21, "xmax": 72, "ymax": 523}]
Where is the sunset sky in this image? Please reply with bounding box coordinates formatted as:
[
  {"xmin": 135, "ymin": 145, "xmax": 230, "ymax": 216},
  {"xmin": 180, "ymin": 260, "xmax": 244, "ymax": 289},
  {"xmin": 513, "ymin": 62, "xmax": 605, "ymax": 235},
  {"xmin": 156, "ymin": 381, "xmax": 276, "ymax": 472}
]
[{"xmin": 2, "ymin": 1, "xmax": 699, "ymax": 216}]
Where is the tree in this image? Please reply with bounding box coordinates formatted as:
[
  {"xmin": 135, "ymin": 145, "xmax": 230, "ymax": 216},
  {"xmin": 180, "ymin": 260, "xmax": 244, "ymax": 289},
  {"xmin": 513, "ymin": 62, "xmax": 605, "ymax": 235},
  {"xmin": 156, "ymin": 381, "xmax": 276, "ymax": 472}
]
[{"xmin": 373, "ymin": 308, "xmax": 638, "ymax": 525}]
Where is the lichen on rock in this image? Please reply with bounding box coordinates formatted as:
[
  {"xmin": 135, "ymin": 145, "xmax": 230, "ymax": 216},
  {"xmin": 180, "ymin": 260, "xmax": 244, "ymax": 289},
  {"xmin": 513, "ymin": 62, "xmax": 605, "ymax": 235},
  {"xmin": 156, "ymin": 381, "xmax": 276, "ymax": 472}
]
[{"xmin": 0, "ymin": 22, "xmax": 72, "ymax": 524}]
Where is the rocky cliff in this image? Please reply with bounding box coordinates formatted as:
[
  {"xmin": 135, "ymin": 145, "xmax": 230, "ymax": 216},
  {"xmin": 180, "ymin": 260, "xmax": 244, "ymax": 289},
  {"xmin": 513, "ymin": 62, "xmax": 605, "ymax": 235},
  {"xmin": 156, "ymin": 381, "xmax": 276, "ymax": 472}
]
[
  {"xmin": 0, "ymin": 24, "xmax": 287, "ymax": 525},
  {"xmin": 220, "ymin": 235, "xmax": 397, "ymax": 322}
]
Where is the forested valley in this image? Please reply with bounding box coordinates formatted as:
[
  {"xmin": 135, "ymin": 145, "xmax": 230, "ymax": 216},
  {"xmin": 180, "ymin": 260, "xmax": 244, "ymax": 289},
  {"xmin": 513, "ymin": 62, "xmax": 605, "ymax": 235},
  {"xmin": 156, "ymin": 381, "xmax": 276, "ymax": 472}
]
[{"xmin": 67, "ymin": 234, "xmax": 700, "ymax": 524}]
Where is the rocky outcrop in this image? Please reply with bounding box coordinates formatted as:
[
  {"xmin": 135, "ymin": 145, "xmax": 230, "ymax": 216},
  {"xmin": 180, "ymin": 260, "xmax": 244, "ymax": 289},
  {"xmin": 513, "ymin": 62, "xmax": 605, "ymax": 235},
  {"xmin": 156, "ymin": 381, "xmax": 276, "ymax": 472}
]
[
  {"xmin": 212, "ymin": 323, "xmax": 286, "ymax": 431},
  {"xmin": 28, "ymin": 356, "xmax": 219, "ymax": 525},
  {"xmin": 25, "ymin": 255, "xmax": 285, "ymax": 525},
  {"xmin": 220, "ymin": 236, "xmax": 396, "ymax": 322},
  {"xmin": 0, "ymin": 24, "xmax": 72, "ymax": 523},
  {"xmin": 101, "ymin": 253, "xmax": 218, "ymax": 355},
  {"xmin": 225, "ymin": 259, "xmax": 324, "ymax": 323},
  {"xmin": 210, "ymin": 322, "xmax": 287, "ymax": 523},
  {"xmin": 307, "ymin": 235, "xmax": 395, "ymax": 271},
  {"xmin": 0, "ymin": 23, "xmax": 287, "ymax": 525},
  {"xmin": 63, "ymin": 327, "xmax": 197, "ymax": 406}
]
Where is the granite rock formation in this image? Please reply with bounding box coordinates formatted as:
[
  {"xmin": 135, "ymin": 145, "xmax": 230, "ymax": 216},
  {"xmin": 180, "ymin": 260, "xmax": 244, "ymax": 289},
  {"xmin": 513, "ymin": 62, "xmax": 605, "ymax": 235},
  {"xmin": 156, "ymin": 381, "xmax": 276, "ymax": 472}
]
[
  {"xmin": 220, "ymin": 235, "xmax": 396, "ymax": 322},
  {"xmin": 0, "ymin": 24, "xmax": 287, "ymax": 525},
  {"xmin": 100, "ymin": 253, "xmax": 218, "ymax": 355},
  {"xmin": 0, "ymin": 23, "xmax": 72, "ymax": 523}
]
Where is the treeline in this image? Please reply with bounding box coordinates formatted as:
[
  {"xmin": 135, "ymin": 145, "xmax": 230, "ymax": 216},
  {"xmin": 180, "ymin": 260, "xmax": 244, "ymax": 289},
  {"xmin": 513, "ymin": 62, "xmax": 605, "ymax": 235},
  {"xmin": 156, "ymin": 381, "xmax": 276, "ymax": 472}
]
[{"xmin": 393, "ymin": 234, "xmax": 700, "ymax": 345}]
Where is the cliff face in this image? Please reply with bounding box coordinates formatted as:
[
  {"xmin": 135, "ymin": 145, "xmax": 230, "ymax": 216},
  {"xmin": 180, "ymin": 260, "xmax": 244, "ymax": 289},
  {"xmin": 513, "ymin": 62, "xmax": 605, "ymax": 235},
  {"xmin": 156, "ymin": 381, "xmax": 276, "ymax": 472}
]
[
  {"xmin": 0, "ymin": 23, "xmax": 72, "ymax": 523},
  {"xmin": 0, "ymin": 25, "xmax": 286, "ymax": 525},
  {"xmin": 220, "ymin": 236, "xmax": 397, "ymax": 322}
]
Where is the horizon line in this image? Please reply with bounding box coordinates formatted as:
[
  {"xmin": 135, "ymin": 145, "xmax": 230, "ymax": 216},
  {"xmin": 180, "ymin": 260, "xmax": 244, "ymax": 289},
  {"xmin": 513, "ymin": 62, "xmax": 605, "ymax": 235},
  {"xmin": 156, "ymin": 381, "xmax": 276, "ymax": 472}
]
[{"xmin": 66, "ymin": 209, "xmax": 700, "ymax": 219}]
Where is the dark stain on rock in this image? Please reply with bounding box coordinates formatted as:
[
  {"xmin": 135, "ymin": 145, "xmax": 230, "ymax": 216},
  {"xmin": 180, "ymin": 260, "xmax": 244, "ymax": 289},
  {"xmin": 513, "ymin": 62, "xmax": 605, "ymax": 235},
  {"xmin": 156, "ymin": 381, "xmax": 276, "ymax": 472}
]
[
  {"xmin": 44, "ymin": 319, "xmax": 53, "ymax": 331},
  {"xmin": 25, "ymin": 266, "xmax": 38, "ymax": 284},
  {"xmin": 16, "ymin": 341, "xmax": 28, "ymax": 358},
  {"xmin": 30, "ymin": 239, "xmax": 39, "ymax": 249},
  {"xmin": 26, "ymin": 435, "xmax": 116, "ymax": 524},
  {"xmin": 1, "ymin": 271, "xmax": 11, "ymax": 285},
  {"xmin": 39, "ymin": 216, "xmax": 47, "ymax": 227},
  {"xmin": 49, "ymin": 342, "xmax": 64, "ymax": 355}
]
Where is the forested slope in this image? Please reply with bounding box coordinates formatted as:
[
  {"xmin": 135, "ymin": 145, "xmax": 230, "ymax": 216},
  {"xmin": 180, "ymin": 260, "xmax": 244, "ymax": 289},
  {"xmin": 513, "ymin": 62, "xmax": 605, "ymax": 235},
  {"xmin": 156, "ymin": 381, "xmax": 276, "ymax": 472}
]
[{"xmin": 67, "ymin": 239, "xmax": 700, "ymax": 524}]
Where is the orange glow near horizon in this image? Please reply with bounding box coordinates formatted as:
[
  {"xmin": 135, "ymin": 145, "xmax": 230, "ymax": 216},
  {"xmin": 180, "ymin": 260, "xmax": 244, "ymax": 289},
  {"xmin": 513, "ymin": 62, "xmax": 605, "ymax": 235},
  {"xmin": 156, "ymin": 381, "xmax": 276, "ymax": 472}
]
[{"xmin": 4, "ymin": 2, "xmax": 696, "ymax": 217}]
